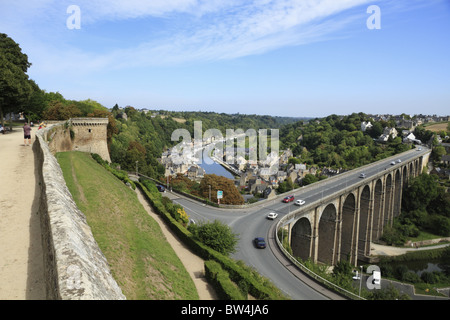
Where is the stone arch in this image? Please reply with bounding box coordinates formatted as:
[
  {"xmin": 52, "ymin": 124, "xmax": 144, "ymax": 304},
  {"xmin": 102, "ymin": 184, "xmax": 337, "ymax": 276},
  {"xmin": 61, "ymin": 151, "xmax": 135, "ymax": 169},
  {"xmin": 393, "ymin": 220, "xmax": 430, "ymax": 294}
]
[
  {"xmin": 418, "ymin": 157, "xmax": 423, "ymax": 175},
  {"xmin": 340, "ymin": 193, "xmax": 356, "ymax": 263},
  {"xmin": 291, "ymin": 217, "xmax": 312, "ymax": 261},
  {"xmin": 358, "ymin": 185, "xmax": 371, "ymax": 257},
  {"xmin": 393, "ymin": 169, "xmax": 402, "ymax": 217},
  {"xmin": 318, "ymin": 204, "xmax": 337, "ymax": 265},
  {"xmin": 403, "ymin": 165, "xmax": 408, "ymax": 187},
  {"xmin": 384, "ymin": 174, "xmax": 393, "ymax": 226},
  {"xmin": 372, "ymin": 179, "xmax": 383, "ymax": 240}
]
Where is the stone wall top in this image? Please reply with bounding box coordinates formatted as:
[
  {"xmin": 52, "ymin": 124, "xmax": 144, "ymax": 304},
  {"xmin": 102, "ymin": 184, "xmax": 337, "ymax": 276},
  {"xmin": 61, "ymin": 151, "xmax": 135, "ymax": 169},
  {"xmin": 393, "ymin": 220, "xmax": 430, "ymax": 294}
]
[
  {"xmin": 70, "ymin": 118, "xmax": 109, "ymax": 125},
  {"xmin": 35, "ymin": 124, "xmax": 125, "ymax": 300}
]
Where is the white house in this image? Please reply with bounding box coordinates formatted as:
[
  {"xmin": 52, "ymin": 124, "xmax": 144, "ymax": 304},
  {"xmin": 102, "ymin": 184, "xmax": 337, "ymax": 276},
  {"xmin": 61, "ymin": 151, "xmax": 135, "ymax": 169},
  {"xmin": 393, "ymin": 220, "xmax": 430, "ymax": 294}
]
[{"xmin": 361, "ymin": 121, "xmax": 373, "ymax": 132}]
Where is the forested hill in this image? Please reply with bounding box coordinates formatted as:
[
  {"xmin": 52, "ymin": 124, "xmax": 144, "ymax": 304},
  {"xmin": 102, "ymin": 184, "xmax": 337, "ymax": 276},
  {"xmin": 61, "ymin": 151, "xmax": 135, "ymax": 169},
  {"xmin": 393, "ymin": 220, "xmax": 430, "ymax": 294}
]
[
  {"xmin": 159, "ymin": 110, "xmax": 306, "ymax": 132},
  {"xmin": 108, "ymin": 106, "xmax": 306, "ymax": 178},
  {"xmin": 280, "ymin": 113, "xmax": 413, "ymax": 170}
]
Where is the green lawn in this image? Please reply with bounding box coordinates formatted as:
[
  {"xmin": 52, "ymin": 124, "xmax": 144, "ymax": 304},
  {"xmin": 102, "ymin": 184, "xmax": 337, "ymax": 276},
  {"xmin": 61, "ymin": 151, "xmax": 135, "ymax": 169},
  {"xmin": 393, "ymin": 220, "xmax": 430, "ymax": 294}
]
[{"xmin": 56, "ymin": 151, "xmax": 198, "ymax": 300}]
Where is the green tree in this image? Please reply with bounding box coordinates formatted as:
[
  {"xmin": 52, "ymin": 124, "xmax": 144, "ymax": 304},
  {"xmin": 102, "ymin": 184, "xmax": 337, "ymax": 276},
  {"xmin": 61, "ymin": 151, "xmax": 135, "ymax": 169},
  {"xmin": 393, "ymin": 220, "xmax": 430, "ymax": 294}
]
[
  {"xmin": 42, "ymin": 100, "xmax": 82, "ymax": 120},
  {"xmin": 26, "ymin": 79, "xmax": 46, "ymax": 121},
  {"xmin": 402, "ymin": 173, "xmax": 440, "ymax": 212},
  {"xmin": 189, "ymin": 220, "xmax": 238, "ymax": 256},
  {"xmin": 302, "ymin": 174, "xmax": 318, "ymax": 186},
  {"xmin": 0, "ymin": 33, "xmax": 32, "ymax": 127},
  {"xmin": 432, "ymin": 145, "xmax": 446, "ymax": 161},
  {"xmin": 199, "ymin": 174, "xmax": 244, "ymax": 205}
]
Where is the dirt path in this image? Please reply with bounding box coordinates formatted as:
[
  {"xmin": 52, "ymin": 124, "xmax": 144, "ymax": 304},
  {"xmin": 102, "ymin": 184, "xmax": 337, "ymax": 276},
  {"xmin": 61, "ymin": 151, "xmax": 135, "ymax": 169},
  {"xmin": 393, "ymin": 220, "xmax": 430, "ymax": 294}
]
[
  {"xmin": 0, "ymin": 128, "xmax": 45, "ymax": 299},
  {"xmin": 371, "ymin": 242, "xmax": 450, "ymax": 256},
  {"xmin": 135, "ymin": 187, "xmax": 218, "ymax": 300}
]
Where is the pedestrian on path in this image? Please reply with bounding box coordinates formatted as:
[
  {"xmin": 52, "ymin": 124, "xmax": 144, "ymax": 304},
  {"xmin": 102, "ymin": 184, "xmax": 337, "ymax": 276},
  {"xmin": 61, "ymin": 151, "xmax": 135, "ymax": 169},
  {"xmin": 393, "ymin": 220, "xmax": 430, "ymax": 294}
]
[{"xmin": 23, "ymin": 122, "xmax": 31, "ymax": 146}]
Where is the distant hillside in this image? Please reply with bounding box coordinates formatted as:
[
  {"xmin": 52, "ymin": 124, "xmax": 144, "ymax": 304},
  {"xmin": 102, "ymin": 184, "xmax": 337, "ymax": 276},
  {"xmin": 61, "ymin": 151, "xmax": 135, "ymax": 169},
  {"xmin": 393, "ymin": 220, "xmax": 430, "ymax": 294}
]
[
  {"xmin": 280, "ymin": 113, "xmax": 413, "ymax": 169},
  {"xmin": 109, "ymin": 107, "xmax": 308, "ymax": 179}
]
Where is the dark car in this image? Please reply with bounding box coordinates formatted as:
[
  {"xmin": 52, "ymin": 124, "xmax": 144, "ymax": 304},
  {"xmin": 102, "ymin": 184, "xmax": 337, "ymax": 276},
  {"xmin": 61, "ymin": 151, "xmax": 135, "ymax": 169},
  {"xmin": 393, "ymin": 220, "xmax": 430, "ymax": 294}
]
[
  {"xmin": 282, "ymin": 195, "xmax": 294, "ymax": 203},
  {"xmin": 156, "ymin": 185, "xmax": 166, "ymax": 192},
  {"xmin": 253, "ymin": 237, "xmax": 266, "ymax": 249}
]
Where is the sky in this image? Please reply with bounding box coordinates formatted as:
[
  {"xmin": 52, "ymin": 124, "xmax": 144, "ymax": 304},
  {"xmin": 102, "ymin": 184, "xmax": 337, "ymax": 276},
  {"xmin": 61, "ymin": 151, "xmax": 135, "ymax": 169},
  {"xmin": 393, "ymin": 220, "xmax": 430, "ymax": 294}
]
[{"xmin": 1, "ymin": 0, "xmax": 449, "ymax": 118}]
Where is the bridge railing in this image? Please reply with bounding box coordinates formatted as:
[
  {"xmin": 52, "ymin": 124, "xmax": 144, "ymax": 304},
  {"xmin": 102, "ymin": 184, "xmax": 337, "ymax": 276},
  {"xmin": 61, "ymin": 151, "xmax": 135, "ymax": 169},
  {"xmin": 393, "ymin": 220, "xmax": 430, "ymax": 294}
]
[
  {"xmin": 276, "ymin": 147, "xmax": 431, "ymax": 221},
  {"xmin": 272, "ymin": 148, "xmax": 431, "ymax": 300},
  {"xmin": 274, "ymin": 219, "xmax": 365, "ymax": 300}
]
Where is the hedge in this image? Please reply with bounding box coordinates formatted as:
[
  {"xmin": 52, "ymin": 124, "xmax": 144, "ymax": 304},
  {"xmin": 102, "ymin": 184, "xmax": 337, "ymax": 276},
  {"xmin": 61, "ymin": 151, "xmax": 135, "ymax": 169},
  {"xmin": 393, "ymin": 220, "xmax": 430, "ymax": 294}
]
[
  {"xmin": 137, "ymin": 179, "xmax": 288, "ymax": 300},
  {"xmin": 204, "ymin": 260, "xmax": 246, "ymax": 300}
]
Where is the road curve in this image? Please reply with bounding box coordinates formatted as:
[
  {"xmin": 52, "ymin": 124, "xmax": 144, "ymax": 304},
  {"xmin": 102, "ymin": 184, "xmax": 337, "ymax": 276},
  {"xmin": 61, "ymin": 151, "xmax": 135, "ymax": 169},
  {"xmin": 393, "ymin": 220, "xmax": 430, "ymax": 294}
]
[{"xmin": 162, "ymin": 147, "xmax": 430, "ymax": 300}]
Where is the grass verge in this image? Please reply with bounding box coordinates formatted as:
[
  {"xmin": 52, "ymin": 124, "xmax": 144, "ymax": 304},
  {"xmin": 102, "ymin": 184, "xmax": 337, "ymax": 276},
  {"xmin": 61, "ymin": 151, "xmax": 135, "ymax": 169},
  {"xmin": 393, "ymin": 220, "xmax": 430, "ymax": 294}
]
[{"xmin": 56, "ymin": 151, "xmax": 198, "ymax": 300}]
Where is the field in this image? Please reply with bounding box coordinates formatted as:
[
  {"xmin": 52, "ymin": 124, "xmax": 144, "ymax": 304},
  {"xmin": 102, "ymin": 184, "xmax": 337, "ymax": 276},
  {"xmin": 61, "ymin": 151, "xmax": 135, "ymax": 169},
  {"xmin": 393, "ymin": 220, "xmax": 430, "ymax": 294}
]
[
  {"xmin": 56, "ymin": 151, "xmax": 198, "ymax": 300},
  {"xmin": 422, "ymin": 121, "xmax": 449, "ymax": 133}
]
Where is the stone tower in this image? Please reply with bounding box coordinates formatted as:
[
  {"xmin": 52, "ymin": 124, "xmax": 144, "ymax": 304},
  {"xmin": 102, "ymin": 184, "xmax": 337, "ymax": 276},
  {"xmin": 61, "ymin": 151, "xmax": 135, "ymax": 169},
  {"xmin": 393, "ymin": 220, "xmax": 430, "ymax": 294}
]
[
  {"xmin": 46, "ymin": 117, "xmax": 111, "ymax": 163},
  {"xmin": 70, "ymin": 118, "xmax": 111, "ymax": 163}
]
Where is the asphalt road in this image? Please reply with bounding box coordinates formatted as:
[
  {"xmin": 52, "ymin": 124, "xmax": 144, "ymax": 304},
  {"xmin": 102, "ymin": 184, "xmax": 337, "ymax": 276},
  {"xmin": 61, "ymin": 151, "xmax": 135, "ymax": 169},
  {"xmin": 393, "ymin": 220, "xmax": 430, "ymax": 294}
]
[
  {"xmin": 166, "ymin": 146, "xmax": 430, "ymax": 300},
  {"xmin": 169, "ymin": 194, "xmax": 330, "ymax": 299}
]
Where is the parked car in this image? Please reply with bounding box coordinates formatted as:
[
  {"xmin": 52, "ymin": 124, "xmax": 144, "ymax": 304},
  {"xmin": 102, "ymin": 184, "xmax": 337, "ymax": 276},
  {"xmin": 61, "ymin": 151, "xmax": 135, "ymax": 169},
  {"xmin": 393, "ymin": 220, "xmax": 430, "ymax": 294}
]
[
  {"xmin": 267, "ymin": 212, "xmax": 278, "ymax": 220},
  {"xmin": 156, "ymin": 185, "xmax": 166, "ymax": 192},
  {"xmin": 282, "ymin": 195, "xmax": 294, "ymax": 203},
  {"xmin": 294, "ymin": 199, "xmax": 305, "ymax": 206},
  {"xmin": 253, "ymin": 237, "xmax": 266, "ymax": 249},
  {"xmin": 359, "ymin": 173, "xmax": 366, "ymax": 178}
]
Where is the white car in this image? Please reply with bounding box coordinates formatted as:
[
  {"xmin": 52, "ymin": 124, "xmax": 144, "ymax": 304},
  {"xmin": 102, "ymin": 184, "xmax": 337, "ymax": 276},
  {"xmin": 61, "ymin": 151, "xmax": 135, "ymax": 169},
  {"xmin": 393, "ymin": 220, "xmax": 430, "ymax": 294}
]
[
  {"xmin": 397, "ymin": 159, "xmax": 401, "ymax": 163},
  {"xmin": 390, "ymin": 161, "xmax": 396, "ymax": 165},
  {"xmin": 295, "ymin": 199, "xmax": 305, "ymax": 206},
  {"xmin": 267, "ymin": 212, "xmax": 278, "ymax": 220}
]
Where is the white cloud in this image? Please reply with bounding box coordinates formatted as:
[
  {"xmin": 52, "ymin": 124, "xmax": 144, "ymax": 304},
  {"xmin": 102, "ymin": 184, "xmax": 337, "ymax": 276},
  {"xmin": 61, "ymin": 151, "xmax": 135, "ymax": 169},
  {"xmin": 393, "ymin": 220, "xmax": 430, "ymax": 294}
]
[
  {"xmin": 2, "ymin": 0, "xmax": 376, "ymax": 75},
  {"xmin": 105, "ymin": 0, "xmax": 373, "ymax": 65}
]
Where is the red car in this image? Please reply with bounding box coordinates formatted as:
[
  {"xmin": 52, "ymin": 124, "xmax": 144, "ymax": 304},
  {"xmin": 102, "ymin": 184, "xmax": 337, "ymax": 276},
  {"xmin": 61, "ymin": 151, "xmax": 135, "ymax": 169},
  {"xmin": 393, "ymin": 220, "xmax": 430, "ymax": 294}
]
[{"xmin": 282, "ymin": 195, "xmax": 294, "ymax": 203}]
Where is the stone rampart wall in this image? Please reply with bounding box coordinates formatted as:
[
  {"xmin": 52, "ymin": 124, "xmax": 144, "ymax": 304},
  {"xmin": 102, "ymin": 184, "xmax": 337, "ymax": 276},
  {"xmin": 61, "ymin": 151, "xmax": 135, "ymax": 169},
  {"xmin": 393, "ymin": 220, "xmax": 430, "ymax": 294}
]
[
  {"xmin": 46, "ymin": 118, "xmax": 111, "ymax": 163},
  {"xmin": 35, "ymin": 124, "xmax": 125, "ymax": 300}
]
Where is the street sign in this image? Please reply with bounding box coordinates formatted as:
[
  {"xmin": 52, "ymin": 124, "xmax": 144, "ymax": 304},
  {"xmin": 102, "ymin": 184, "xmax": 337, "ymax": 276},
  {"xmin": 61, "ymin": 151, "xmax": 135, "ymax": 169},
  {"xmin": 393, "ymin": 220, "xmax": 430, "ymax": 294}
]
[{"xmin": 217, "ymin": 190, "xmax": 223, "ymax": 199}]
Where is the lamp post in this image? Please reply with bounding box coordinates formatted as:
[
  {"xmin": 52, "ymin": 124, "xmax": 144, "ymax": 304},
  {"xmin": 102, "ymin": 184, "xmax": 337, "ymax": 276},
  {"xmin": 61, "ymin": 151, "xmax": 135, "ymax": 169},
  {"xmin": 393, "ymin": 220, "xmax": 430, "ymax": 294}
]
[{"xmin": 209, "ymin": 185, "xmax": 211, "ymax": 202}]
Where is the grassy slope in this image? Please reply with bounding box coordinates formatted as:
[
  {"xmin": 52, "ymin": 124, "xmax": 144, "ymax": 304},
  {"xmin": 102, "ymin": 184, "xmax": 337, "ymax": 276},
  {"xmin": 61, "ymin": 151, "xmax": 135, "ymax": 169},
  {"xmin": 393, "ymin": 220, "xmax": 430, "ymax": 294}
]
[{"xmin": 56, "ymin": 151, "xmax": 198, "ymax": 300}]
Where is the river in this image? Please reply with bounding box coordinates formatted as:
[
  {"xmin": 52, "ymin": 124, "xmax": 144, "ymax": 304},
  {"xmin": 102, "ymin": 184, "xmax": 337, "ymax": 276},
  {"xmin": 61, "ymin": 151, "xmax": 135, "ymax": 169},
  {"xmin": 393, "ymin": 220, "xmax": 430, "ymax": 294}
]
[{"xmin": 196, "ymin": 150, "xmax": 235, "ymax": 179}]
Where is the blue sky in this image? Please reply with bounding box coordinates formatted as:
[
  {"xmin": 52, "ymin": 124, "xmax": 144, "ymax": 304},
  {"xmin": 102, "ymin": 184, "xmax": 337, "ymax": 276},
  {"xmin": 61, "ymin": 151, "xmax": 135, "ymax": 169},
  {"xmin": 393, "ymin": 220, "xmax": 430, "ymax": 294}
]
[{"xmin": 1, "ymin": 0, "xmax": 449, "ymax": 118}]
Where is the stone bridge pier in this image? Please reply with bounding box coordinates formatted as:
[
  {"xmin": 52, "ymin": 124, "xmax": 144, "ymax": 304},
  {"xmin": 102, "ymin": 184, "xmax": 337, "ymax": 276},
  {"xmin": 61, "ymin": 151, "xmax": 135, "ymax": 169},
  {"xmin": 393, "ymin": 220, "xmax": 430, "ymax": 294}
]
[{"xmin": 285, "ymin": 154, "xmax": 427, "ymax": 267}]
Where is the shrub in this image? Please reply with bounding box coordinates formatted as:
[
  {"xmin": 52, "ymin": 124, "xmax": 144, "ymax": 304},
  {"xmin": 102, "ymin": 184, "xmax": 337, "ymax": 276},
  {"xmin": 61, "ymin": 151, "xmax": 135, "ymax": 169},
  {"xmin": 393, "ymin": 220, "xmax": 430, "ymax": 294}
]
[
  {"xmin": 425, "ymin": 215, "xmax": 450, "ymax": 237},
  {"xmin": 189, "ymin": 220, "xmax": 238, "ymax": 256},
  {"xmin": 402, "ymin": 271, "xmax": 422, "ymax": 284},
  {"xmin": 421, "ymin": 271, "xmax": 437, "ymax": 284}
]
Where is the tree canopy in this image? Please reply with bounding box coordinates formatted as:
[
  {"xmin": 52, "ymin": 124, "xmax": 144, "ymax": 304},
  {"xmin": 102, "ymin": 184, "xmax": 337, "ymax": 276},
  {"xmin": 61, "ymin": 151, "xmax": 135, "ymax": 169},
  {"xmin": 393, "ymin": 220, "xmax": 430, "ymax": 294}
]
[
  {"xmin": 280, "ymin": 113, "xmax": 412, "ymax": 170},
  {"xmin": 188, "ymin": 220, "xmax": 238, "ymax": 255},
  {"xmin": 199, "ymin": 174, "xmax": 244, "ymax": 205},
  {"xmin": 0, "ymin": 33, "xmax": 32, "ymax": 126}
]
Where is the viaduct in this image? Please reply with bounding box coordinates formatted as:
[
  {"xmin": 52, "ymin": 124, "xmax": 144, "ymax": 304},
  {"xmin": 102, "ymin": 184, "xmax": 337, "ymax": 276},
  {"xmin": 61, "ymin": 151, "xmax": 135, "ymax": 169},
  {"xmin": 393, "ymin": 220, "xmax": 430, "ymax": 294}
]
[{"xmin": 277, "ymin": 149, "xmax": 431, "ymax": 267}]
